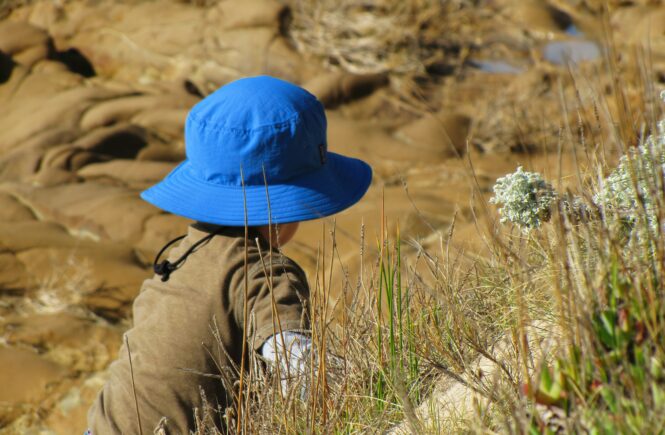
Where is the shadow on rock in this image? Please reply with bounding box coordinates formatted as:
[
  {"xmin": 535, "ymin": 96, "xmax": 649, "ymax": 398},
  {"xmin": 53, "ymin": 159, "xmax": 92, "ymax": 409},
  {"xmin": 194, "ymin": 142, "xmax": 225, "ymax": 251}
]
[
  {"xmin": 50, "ymin": 47, "xmax": 96, "ymax": 78},
  {"xmin": 0, "ymin": 50, "xmax": 14, "ymax": 84}
]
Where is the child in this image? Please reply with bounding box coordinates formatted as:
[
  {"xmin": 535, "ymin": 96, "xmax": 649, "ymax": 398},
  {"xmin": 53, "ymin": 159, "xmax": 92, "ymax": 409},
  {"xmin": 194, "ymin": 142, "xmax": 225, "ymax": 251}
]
[{"xmin": 87, "ymin": 76, "xmax": 372, "ymax": 434}]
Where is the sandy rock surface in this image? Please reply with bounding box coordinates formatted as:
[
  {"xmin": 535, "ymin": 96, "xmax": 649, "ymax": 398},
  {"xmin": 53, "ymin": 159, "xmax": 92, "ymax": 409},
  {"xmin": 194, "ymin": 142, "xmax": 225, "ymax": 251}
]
[{"xmin": 0, "ymin": 0, "xmax": 663, "ymax": 432}]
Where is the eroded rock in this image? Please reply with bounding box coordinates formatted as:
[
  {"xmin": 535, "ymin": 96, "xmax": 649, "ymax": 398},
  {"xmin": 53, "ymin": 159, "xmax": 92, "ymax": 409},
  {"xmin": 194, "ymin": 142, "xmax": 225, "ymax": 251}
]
[
  {"xmin": 78, "ymin": 159, "xmax": 175, "ymax": 187},
  {"xmin": 80, "ymin": 94, "xmax": 195, "ymax": 131},
  {"xmin": 44, "ymin": 371, "xmax": 109, "ymax": 435},
  {"xmin": 395, "ymin": 112, "xmax": 472, "ymax": 158},
  {"xmin": 131, "ymin": 108, "xmax": 189, "ymax": 138},
  {"xmin": 0, "ymin": 20, "xmax": 50, "ymax": 57},
  {"xmin": 0, "ymin": 252, "xmax": 29, "ymax": 293},
  {"xmin": 0, "ymin": 191, "xmax": 35, "ymax": 221},
  {"xmin": 17, "ymin": 245, "xmax": 148, "ymax": 320},
  {"xmin": 0, "ymin": 347, "xmax": 67, "ymax": 404},
  {"xmin": 216, "ymin": 0, "xmax": 288, "ymax": 29},
  {"xmin": 136, "ymin": 143, "xmax": 185, "ymax": 162},
  {"xmin": 3, "ymin": 313, "xmax": 121, "ymax": 371},
  {"xmin": 304, "ymin": 71, "xmax": 388, "ymax": 108},
  {"xmin": 33, "ymin": 167, "xmax": 81, "ymax": 186},
  {"xmin": 72, "ymin": 122, "xmax": 148, "ymax": 160},
  {"xmin": 4, "ymin": 182, "xmax": 159, "ymax": 243},
  {"xmin": 326, "ymin": 112, "xmax": 449, "ymax": 177},
  {"xmin": 0, "ymin": 220, "xmax": 76, "ymax": 252},
  {"xmin": 135, "ymin": 213, "xmax": 192, "ymax": 264},
  {"xmin": 0, "ymin": 86, "xmax": 125, "ymax": 154}
]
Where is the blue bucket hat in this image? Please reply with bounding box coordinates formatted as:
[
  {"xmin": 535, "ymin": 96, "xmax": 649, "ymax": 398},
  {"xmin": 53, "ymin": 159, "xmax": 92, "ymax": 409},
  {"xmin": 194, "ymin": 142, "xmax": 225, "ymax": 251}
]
[{"xmin": 141, "ymin": 76, "xmax": 372, "ymax": 226}]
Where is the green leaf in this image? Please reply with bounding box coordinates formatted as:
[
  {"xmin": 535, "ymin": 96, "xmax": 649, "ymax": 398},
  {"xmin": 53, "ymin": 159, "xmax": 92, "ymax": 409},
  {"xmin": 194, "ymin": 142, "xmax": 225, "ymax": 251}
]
[
  {"xmin": 653, "ymin": 384, "xmax": 665, "ymax": 408},
  {"xmin": 599, "ymin": 386, "xmax": 618, "ymax": 413}
]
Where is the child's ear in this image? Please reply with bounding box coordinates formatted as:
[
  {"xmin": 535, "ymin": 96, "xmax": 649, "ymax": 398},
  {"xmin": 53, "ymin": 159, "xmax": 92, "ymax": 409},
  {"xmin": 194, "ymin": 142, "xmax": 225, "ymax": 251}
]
[{"xmin": 276, "ymin": 222, "xmax": 299, "ymax": 246}]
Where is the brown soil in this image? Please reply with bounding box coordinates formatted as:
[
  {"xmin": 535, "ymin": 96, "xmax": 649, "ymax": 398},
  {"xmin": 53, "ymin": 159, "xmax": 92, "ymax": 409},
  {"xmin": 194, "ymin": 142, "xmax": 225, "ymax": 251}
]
[{"xmin": 0, "ymin": 0, "xmax": 663, "ymax": 432}]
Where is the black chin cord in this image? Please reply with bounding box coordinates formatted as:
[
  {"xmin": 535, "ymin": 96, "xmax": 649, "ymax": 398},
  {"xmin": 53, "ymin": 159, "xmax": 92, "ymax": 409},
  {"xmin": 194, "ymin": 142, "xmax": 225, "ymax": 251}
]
[{"xmin": 153, "ymin": 229, "xmax": 222, "ymax": 282}]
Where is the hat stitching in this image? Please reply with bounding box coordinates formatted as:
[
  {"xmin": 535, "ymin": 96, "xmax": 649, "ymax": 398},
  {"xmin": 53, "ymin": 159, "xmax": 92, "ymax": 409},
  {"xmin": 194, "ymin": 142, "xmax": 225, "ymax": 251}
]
[
  {"xmin": 150, "ymin": 177, "xmax": 368, "ymax": 223},
  {"xmin": 177, "ymin": 160, "xmax": 328, "ymax": 187},
  {"xmin": 172, "ymin": 158, "xmax": 365, "ymax": 201},
  {"xmin": 142, "ymin": 157, "xmax": 371, "ymax": 225},
  {"xmin": 187, "ymin": 99, "xmax": 320, "ymax": 133}
]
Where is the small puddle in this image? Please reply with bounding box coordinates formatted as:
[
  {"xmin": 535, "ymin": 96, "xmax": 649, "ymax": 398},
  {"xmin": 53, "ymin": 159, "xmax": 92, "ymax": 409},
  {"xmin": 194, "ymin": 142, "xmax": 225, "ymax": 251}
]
[
  {"xmin": 468, "ymin": 24, "xmax": 601, "ymax": 75},
  {"xmin": 468, "ymin": 59, "xmax": 525, "ymax": 74},
  {"xmin": 543, "ymin": 39, "xmax": 601, "ymax": 65},
  {"xmin": 543, "ymin": 23, "xmax": 601, "ymax": 65}
]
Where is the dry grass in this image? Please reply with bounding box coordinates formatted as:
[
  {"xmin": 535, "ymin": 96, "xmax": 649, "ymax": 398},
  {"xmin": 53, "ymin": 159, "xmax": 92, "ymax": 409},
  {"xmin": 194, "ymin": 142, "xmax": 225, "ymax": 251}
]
[{"xmin": 289, "ymin": 0, "xmax": 477, "ymax": 75}]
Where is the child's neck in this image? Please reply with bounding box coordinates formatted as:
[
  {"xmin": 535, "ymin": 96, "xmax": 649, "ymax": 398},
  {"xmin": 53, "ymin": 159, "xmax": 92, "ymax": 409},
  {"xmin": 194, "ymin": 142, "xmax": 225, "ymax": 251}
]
[{"xmin": 257, "ymin": 222, "xmax": 299, "ymax": 247}]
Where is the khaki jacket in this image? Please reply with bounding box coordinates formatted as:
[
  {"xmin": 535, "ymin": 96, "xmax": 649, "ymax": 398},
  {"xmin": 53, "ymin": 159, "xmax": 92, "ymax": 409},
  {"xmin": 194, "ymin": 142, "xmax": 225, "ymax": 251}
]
[{"xmin": 88, "ymin": 223, "xmax": 309, "ymax": 434}]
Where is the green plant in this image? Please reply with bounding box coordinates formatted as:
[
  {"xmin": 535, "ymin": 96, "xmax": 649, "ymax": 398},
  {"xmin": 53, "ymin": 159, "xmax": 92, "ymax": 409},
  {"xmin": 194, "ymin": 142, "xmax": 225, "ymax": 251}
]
[{"xmin": 480, "ymin": 94, "xmax": 665, "ymax": 433}]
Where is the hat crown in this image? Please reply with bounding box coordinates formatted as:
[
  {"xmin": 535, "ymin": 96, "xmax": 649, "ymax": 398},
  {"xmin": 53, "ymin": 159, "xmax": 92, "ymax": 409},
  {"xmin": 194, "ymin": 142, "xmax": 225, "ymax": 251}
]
[{"xmin": 185, "ymin": 76, "xmax": 327, "ymax": 186}]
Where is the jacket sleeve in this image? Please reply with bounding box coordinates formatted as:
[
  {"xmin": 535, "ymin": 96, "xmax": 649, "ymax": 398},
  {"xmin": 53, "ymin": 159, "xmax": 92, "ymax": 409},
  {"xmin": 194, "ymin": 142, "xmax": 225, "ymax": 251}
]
[{"xmin": 233, "ymin": 249, "xmax": 310, "ymax": 350}]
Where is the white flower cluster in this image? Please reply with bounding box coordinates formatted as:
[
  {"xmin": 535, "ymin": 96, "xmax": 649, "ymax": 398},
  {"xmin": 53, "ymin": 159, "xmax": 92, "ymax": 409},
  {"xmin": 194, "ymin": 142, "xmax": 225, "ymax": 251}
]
[
  {"xmin": 491, "ymin": 119, "xmax": 665, "ymax": 233},
  {"xmin": 593, "ymin": 120, "xmax": 665, "ymax": 231},
  {"xmin": 492, "ymin": 93, "xmax": 665, "ymax": 232},
  {"xmin": 490, "ymin": 166, "xmax": 558, "ymax": 231}
]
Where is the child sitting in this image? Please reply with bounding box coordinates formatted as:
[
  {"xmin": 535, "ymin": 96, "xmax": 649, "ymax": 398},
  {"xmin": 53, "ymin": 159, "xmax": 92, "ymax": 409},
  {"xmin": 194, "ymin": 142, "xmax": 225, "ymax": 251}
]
[{"xmin": 87, "ymin": 75, "xmax": 372, "ymax": 434}]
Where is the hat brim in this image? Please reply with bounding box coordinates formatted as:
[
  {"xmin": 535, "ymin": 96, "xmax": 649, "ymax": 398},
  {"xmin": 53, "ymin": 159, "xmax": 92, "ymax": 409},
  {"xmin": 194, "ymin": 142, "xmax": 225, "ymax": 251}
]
[{"xmin": 140, "ymin": 152, "xmax": 372, "ymax": 226}]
